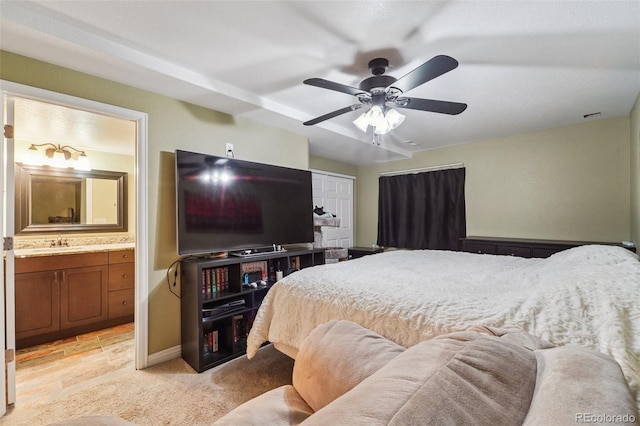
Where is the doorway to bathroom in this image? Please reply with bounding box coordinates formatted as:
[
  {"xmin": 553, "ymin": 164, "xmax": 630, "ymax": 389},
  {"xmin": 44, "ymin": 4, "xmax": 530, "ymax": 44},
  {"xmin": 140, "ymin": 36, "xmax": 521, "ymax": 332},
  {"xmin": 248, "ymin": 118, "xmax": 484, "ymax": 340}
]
[{"xmin": 1, "ymin": 81, "xmax": 148, "ymax": 412}]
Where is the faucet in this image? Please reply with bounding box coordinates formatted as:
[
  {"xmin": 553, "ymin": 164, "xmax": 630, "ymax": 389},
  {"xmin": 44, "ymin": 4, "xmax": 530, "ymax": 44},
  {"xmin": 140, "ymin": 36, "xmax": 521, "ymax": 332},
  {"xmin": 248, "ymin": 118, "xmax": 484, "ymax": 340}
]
[{"xmin": 50, "ymin": 233, "xmax": 69, "ymax": 247}]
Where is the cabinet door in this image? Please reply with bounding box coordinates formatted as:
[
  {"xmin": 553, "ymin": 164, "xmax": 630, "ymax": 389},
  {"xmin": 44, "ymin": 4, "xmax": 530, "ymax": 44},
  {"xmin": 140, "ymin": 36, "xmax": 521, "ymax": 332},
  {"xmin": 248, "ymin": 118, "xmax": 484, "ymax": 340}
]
[
  {"xmin": 60, "ymin": 265, "xmax": 109, "ymax": 329},
  {"xmin": 15, "ymin": 270, "xmax": 61, "ymax": 339}
]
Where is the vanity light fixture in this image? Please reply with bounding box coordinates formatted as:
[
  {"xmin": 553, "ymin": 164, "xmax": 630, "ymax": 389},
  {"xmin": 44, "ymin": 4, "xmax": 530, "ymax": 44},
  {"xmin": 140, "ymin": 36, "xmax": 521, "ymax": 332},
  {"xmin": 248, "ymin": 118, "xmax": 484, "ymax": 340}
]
[{"xmin": 25, "ymin": 143, "xmax": 91, "ymax": 171}]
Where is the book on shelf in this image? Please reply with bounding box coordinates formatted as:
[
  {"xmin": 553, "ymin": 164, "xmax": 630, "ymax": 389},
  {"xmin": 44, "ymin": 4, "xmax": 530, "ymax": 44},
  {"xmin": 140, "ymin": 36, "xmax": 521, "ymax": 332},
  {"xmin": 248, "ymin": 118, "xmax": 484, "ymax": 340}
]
[
  {"xmin": 202, "ymin": 266, "xmax": 229, "ymax": 298},
  {"xmin": 204, "ymin": 329, "xmax": 219, "ymax": 354},
  {"xmin": 232, "ymin": 314, "xmax": 247, "ymax": 343}
]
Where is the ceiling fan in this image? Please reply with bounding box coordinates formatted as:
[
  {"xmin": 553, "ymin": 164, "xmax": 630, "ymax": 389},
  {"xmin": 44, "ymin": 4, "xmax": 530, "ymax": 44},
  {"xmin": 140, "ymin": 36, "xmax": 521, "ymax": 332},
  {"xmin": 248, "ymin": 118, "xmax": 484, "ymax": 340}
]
[{"xmin": 303, "ymin": 55, "xmax": 467, "ymax": 135}]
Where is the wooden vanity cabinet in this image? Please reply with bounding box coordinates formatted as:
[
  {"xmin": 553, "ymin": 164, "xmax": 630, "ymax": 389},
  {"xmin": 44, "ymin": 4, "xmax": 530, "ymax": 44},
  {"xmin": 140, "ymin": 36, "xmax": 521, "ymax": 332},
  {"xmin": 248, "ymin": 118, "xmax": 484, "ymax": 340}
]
[{"xmin": 15, "ymin": 249, "xmax": 134, "ymax": 349}]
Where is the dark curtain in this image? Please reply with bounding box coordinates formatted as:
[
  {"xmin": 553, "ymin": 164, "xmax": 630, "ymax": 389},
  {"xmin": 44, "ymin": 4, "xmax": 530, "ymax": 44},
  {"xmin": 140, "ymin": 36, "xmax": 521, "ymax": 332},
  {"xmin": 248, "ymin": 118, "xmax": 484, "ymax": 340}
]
[{"xmin": 377, "ymin": 167, "xmax": 466, "ymax": 250}]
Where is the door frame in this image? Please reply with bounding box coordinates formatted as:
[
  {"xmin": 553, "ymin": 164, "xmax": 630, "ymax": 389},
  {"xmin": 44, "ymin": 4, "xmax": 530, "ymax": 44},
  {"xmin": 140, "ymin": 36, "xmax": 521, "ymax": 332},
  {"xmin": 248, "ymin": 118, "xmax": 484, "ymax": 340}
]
[
  {"xmin": 1, "ymin": 95, "xmax": 16, "ymax": 416},
  {"xmin": 1, "ymin": 81, "xmax": 149, "ymax": 411}
]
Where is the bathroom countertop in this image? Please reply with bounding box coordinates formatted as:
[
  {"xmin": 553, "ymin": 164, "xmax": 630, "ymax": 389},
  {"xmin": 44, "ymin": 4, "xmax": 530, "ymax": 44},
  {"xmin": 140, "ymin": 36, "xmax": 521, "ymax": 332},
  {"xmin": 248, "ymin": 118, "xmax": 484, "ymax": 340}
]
[{"xmin": 14, "ymin": 242, "xmax": 135, "ymax": 258}]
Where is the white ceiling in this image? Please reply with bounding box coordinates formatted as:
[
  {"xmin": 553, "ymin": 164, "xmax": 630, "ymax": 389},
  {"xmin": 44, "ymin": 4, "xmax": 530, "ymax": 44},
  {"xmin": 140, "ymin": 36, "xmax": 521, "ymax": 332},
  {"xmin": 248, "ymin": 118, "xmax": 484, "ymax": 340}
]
[
  {"xmin": 13, "ymin": 97, "xmax": 137, "ymax": 156},
  {"xmin": 1, "ymin": 1, "xmax": 639, "ymax": 165}
]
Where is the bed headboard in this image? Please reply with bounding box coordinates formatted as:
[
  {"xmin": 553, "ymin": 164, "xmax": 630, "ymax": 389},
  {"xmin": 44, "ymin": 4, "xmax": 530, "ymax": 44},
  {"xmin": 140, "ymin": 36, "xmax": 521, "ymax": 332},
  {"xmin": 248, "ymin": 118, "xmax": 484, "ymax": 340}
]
[{"xmin": 459, "ymin": 237, "xmax": 635, "ymax": 258}]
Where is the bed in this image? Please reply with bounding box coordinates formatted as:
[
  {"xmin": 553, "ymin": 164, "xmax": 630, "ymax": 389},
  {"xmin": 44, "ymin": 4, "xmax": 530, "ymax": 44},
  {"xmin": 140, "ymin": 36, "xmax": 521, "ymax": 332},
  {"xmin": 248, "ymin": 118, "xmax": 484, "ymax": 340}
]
[{"xmin": 247, "ymin": 244, "xmax": 640, "ymax": 404}]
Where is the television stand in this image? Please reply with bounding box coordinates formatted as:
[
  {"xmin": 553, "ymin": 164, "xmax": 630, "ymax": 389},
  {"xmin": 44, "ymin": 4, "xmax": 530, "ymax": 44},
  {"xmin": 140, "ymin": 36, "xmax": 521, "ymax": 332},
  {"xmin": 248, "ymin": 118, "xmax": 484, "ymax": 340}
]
[{"xmin": 180, "ymin": 247, "xmax": 325, "ymax": 372}]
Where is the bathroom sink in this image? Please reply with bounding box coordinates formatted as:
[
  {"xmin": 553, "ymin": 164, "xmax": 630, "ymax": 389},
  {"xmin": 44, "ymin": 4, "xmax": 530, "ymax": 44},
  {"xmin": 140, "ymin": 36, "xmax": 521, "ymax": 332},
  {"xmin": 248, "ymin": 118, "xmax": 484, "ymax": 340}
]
[
  {"xmin": 14, "ymin": 243, "xmax": 133, "ymax": 257},
  {"xmin": 15, "ymin": 246, "xmax": 90, "ymax": 255}
]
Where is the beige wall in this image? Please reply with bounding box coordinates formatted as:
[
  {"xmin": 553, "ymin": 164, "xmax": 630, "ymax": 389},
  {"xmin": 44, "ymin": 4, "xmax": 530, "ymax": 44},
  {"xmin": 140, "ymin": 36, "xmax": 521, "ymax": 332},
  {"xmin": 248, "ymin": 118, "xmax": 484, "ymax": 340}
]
[
  {"xmin": 309, "ymin": 155, "xmax": 358, "ymax": 177},
  {"xmin": 1, "ymin": 51, "xmax": 309, "ymax": 355},
  {"xmin": 631, "ymin": 92, "xmax": 640, "ymax": 246},
  {"xmin": 357, "ymin": 117, "xmax": 632, "ymax": 247}
]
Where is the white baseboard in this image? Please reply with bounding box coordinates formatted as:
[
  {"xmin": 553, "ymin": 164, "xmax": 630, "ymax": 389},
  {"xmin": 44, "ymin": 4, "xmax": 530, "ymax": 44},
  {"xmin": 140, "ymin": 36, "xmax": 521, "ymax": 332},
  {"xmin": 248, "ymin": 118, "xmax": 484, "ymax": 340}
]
[{"xmin": 146, "ymin": 344, "xmax": 182, "ymax": 368}]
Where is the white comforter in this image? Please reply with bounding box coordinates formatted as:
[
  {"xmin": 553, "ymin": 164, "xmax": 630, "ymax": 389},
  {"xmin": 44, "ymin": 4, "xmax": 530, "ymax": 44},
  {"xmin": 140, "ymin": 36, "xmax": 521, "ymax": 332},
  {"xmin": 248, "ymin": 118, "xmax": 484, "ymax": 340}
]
[{"xmin": 247, "ymin": 245, "xmax": 640, "ymax": 400}]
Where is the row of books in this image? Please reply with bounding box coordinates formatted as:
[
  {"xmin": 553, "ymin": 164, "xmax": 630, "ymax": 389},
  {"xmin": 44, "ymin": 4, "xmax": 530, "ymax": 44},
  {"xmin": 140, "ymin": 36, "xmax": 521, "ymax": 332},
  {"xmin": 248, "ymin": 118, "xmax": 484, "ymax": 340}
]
[
  {"xmin": 202, "ymin": 314, "xmax": 249, "ymax": 356},
  {"xmin": 202, "ymin": 267, "xmax": 229, "ymax": 298}
]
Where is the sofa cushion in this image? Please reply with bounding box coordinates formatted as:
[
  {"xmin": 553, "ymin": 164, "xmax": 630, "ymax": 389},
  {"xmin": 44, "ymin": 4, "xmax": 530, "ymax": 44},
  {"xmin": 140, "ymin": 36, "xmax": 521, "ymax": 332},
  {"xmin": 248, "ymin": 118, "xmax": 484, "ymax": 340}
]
[
  {"xmin": 213, "ymin": 385, "xmax": 313, "ymax": 425},
  {"xmin": 524, "ymin": 345, "xmax": 640, "ymax": 425},
  {"xmin": 304, "ymin": 328, "xmax": 542, "ymax": 425},
  {"xmin": 292, "ymin": 320, "xmax": 404, "ymax": 412}
]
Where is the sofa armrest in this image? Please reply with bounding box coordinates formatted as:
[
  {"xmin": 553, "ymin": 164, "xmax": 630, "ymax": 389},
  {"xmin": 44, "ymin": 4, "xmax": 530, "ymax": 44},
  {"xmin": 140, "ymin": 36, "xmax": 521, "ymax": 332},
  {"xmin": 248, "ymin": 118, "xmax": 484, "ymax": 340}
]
[
  {"xmin": 524, "ymin": 346, "xmax": 639, "ymax": 425},
  {"xmin": 292, "ymin": 320, "xmax": 404, "ymax": 411},
  {"xmin": 213, "ymin": 385, "xmax": 313, "ymax": 426}
]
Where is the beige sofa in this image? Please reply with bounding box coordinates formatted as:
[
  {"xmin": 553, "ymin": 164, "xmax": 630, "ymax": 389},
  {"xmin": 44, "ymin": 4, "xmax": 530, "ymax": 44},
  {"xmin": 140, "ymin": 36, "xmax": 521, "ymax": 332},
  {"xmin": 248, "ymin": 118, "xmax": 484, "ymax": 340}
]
[{"xmin": 215, "ymin": 320, "xmax": 639, "ymax": 425}]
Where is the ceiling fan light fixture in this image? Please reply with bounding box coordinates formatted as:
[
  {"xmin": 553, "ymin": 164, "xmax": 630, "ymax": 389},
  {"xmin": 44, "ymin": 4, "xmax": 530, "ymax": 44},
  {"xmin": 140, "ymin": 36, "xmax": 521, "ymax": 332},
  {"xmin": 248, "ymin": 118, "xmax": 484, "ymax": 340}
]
[
  {"xmin": 304, "ymin": 55, "xmax": 466, "ymax": 134},
  {"xmin": 353, "ymin": 105, "xmax": 405, "ymax": 135}
]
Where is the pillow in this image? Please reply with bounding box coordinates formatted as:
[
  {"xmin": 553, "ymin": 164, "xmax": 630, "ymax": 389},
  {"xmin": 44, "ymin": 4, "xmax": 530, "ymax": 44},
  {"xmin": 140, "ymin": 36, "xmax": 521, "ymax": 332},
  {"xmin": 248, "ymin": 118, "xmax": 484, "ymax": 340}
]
[{"xmin": 546, "ymin": 244, "xmax": 638, "ymax": 266}]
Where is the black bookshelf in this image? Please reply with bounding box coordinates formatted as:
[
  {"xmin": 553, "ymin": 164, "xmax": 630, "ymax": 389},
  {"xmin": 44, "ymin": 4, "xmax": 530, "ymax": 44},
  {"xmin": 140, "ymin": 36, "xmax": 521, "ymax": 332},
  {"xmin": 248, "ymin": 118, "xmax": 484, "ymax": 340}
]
[{"xmin": 180, "ymin": 248, "xmax": 324, "ymax": 372}]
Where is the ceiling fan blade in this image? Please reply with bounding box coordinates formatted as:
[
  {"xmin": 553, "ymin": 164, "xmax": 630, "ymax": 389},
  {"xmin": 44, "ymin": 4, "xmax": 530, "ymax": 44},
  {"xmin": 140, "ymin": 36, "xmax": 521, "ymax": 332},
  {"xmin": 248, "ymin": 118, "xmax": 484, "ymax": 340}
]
[
  {"xmin": 303, "ymin": 104, "xmax": 365, "ymax": 126},
  {"xmin": 394, "ymin": 97, "xmax": 467, "ymax": 115},
  {"xmin": 389, "ymin": 55, "xmax": 459, "ymax": 94},
  {"xmin": 304, "ymin": 78, "xmax": 368, "ymax": 96}
]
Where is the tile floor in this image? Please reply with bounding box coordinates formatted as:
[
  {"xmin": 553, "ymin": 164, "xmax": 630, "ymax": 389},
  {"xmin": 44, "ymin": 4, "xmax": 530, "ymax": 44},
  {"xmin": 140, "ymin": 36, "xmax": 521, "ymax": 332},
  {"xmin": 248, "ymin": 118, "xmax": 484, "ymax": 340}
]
[{"xmin": 13, "ymin": 322, "xmax": 134, "ymax": 408}]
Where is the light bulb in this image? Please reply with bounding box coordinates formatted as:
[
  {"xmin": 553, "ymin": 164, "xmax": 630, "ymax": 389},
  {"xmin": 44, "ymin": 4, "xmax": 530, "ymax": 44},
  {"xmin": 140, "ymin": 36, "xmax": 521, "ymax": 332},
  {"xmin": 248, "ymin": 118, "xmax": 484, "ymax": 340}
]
[
  {"xmin": 50, "ymin": 149, "xmax": 67, "ymax": 168},
  {"xmin": 374, "ymin": 120, "xmax": 391, "ymax": 134},
  {"xmin": 75, "ymin": 154, "xmax": 91, "ymax": 171},
  {"xmin": 23, "ymin": 145, "xmax": 44, "ymax": 166},
  {"xmin": 385, "ymin": 108, "xmax": 405, "ymax": 129},
  {"xmin": 353, "ymin": 112, "xmax": 370, "ymax": 132},
  {"xmin": 368, "ymin": 106, "xmax": 384, "ymax": 125}
]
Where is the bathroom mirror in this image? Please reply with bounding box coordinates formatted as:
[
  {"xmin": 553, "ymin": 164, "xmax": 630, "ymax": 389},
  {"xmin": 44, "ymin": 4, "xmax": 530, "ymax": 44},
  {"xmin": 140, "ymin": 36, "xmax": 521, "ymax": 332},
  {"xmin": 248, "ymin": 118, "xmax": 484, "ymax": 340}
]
[{"xmin": 15, "ymin": 163, "xmax": 128, "ymax": 234}]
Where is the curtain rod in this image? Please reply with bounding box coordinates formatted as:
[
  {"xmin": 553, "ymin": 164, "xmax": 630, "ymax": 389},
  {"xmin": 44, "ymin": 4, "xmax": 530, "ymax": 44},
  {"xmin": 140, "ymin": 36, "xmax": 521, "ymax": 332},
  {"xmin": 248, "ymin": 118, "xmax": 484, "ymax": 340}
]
[{"xmin": 379, "ymin": 162, "xmax": 464, "ymax": 177}]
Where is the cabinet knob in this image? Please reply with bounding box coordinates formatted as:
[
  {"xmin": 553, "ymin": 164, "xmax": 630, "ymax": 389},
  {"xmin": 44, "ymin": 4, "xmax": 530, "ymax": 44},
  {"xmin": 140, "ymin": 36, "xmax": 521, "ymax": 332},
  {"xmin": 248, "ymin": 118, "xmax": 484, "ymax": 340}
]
[
  {"xmin": 122, "ymin": 301, "xmax": 127, "ymax": 305},
  {"xmin": 122, "ymin": 274, "xmax": 128, "ymax": 278}
]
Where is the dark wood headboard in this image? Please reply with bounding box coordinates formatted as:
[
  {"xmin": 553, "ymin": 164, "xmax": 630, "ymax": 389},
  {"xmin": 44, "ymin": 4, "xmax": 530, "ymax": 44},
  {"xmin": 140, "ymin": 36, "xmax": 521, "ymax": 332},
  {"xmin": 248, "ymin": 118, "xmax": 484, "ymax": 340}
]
[{"xmin": 459, "ymin": 237, "xmax": 635, "ymax": 258}]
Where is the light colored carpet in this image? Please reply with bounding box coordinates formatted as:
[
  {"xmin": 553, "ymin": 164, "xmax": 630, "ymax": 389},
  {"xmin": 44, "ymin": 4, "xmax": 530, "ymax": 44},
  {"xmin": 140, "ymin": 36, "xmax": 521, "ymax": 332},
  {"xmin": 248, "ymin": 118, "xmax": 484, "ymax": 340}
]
[{"xmin": 3, "ymin": 345, "xmax": 294, "ymax": 425}]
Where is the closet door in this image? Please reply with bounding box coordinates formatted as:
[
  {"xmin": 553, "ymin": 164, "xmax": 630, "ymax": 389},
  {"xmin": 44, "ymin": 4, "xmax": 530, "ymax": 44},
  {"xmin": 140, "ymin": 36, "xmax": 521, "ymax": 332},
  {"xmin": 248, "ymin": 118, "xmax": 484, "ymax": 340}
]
[{"xmin": 311, "ymin": 171, "xmax": 354, "ymax": 248}]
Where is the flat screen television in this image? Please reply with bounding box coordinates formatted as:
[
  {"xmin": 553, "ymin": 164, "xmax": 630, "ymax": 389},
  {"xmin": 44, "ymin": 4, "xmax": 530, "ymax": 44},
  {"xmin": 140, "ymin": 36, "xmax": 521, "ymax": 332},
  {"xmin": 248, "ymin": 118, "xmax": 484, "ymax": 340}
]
[{"xmin": 175, "ymin": 149, "xmax": 314, "ymax": 256}]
